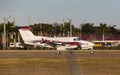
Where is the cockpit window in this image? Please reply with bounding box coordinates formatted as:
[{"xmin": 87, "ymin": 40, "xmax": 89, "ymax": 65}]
[
  {"xmin": 73, "ymin": 37, "xmax": 81, "ymax": 41},
  {"xmin": 77, "ymin": 37, "xmax": 81, "ymax": 41}
]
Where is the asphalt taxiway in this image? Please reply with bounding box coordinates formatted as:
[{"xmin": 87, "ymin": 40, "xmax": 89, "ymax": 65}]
[{"xmin": 0, "ymin": 50, "xmax": 120, "ymax": 58}]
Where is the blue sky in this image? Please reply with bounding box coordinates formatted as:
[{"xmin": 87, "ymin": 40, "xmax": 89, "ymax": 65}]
[{"xmin": 0, "ymin": 0, "xmax": 120, "ymax": 28}]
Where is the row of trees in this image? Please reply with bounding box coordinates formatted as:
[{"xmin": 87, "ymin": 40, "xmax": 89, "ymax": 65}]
[
  {"xmin": 0, "ymin": 21, "xmax": 120, "ymax": 43},
  {"xmin": 30, "ymin": 22, "xmax": 120, "ymax": 37},
  {"xmin": 82, "ymin": 23, "xmax": 120, "ymax": 36},
  {"xmin": 30, "ymin": 22, "xmax": 77, "ymax": 37}
]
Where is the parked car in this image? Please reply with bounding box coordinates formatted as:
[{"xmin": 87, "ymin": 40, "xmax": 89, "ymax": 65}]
[{"xmin": 9, "ymin": 42, "xmax": 24, "ymax": 48}]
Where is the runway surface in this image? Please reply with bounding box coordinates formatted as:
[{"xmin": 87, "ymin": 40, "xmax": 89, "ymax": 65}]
[{"xmin": 0, "ymin": 50, "xmax": 120, "ymax": 58}]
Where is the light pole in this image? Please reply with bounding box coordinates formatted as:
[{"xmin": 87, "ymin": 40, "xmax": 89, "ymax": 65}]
[
  {"xmin": 13, "ymin": 17, "xmax": 16, "ymax": 47},
  {"xmin": 3, "ymin": 17, "xmax": 6, "ymax": 49},
  {"xmin": 69, "ymin": 18, "xmax": 72, "ymax": 37},
  {"xmin": 65, "ymin": 17, "xmax": 72, "ymax": 37},
  {"xmin": 79, "ymin": 20, "xmax": 87, "ymax": 39},
  {"xmin": 62, "ymin": 18, "xmax": 65, "ymax": 36},
  {"xmin": 3, "ymin": 15, "xmax": 13, "ymax": 49},
  {"xmin": 79, "ymin": 25, "xmax": 82, "ymax": 38},
  {"xmin": 40, "ymin": 23, "xmax": 42, "ymax": 36}
]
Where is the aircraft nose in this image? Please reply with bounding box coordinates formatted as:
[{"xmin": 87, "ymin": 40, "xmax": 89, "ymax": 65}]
[{"xmin": 90, "ymin": 43, "xmax": 94, "ymax": 46}]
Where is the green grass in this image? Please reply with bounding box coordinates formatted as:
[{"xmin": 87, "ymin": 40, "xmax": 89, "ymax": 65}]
[
  {"xmin": 0, "ymin": 57, "xmax": 120, "ymax": 75},
  {"xmin": 0, "ymin": 58, "xmax": 70, "ymax": 75},
  {"xmin": 78, "ymin": 58, "xmax": 120, "ymax": 75}
]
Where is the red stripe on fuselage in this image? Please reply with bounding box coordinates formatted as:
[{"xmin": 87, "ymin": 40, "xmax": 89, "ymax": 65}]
[{"xmin": 32, "ymin": 39, "xmax": 79, "ymax": 46}]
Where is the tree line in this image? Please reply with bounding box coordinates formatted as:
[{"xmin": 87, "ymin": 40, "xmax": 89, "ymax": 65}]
[
  {"xmin": 0, "ymin": 21, "xmax": 120, "ymax": 42},
  {"xmin": 30, "ymin": 22, "xmax": 120, "ymax": 38}
]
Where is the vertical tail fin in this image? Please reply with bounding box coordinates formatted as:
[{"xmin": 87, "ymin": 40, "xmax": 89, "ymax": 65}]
[{"xmin": 19, "ymin": 28, "xmax": 36, "ymax": 44}]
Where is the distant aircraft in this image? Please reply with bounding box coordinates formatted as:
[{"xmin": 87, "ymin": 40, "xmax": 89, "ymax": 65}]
[{"xmin": 19, "ymin": 27, "xmax": 94, "ymax": 50}]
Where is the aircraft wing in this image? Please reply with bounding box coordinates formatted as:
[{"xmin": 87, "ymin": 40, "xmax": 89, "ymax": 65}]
[{"xmin": 43, "ymin": 40, "xmax": 79, "ymax": 50}]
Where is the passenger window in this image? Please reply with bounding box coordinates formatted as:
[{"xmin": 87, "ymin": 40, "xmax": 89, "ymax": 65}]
[{"xmin": 73, "ymin": 38, "xmax": 76, "ymax": 41}]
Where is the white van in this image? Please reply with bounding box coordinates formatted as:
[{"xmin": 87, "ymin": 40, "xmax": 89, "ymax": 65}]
[{"xmin": 10, "ymin": 42, "xmax": 24, "ymax": 48}]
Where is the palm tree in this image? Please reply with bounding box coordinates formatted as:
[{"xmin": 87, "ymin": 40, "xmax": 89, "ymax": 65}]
[{"xmin": 99, "ymin": 23, "xmax": 107, "ymax": 41}]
